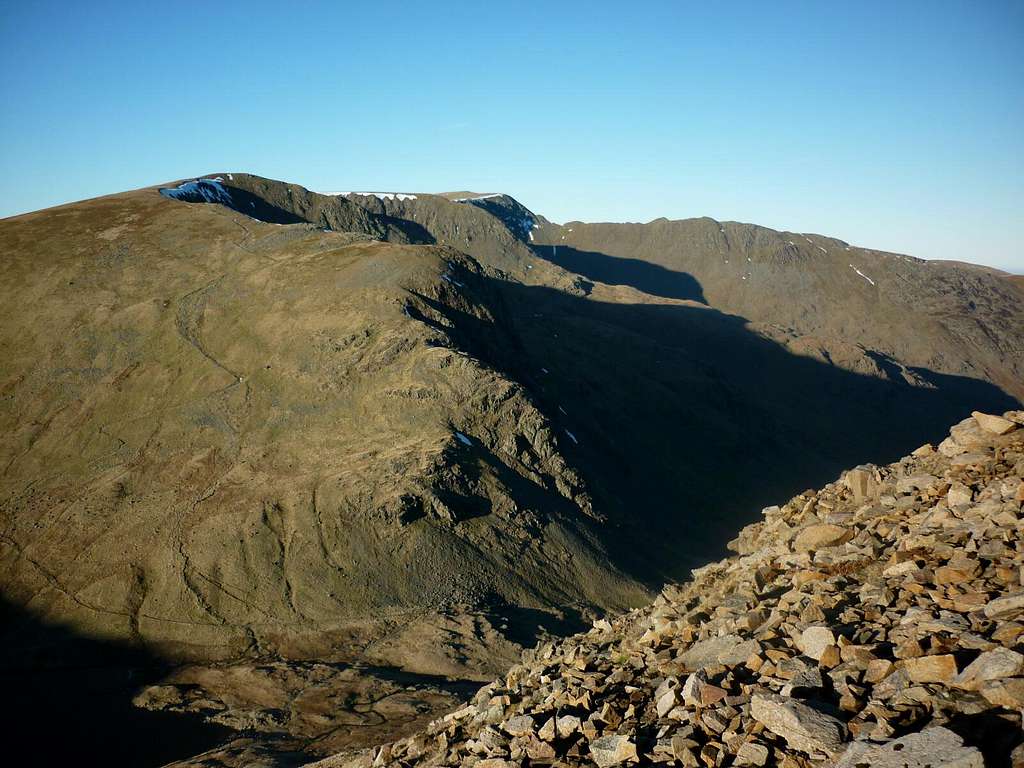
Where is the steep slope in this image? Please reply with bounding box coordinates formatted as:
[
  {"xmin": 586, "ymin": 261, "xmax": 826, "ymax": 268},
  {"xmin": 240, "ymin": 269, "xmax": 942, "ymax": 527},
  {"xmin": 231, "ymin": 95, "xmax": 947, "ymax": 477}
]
[
  {"xmin": 0, "ymin": 183, "xmax": 646, "ymax": 671},
  {"xmin": 316, "ymin": 410, "xmax": 1024, "ymax": 767},
  {"xmin": 273, "ymin": 179, "xmax": 1023, "ymax": 578}
]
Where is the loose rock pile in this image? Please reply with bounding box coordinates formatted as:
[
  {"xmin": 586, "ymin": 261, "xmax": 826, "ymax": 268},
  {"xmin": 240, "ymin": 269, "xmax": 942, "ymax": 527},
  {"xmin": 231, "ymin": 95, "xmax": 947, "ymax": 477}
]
[{"xmin": 315, "ymin": 411, "xmax": 1024, "ymax": 767}]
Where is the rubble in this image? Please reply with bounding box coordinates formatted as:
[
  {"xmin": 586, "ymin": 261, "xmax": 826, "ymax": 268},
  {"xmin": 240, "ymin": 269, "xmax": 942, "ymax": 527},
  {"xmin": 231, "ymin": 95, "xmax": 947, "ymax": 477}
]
[{"xmin": 311, "ymin": 411, "xmax": 1024, "ymax": 766}]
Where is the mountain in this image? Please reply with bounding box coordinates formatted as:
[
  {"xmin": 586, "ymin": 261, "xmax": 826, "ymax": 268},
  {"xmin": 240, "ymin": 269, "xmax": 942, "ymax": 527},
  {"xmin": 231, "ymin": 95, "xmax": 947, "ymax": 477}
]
[
  {"xmin": 0, "ymin": 174, "xmax": 1021, "ymax": 765},
  {"xmin": 316, "ymin": 410, "xmax": 1024, "ymax": 768}
]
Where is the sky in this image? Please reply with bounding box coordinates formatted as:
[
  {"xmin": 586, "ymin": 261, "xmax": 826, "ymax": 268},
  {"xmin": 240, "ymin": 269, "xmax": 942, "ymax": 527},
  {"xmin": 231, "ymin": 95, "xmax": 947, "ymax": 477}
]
[{"xmin": 1, "ymin": 1, "xmax": 1022, "ymax": 271}]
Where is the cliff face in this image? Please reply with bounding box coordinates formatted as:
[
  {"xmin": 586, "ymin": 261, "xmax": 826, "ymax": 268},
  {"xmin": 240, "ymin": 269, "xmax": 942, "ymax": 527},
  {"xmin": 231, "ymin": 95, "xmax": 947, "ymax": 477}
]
[{"xmin": 317, "ymin": 410, "xmax": 1024, "ymax": 767}]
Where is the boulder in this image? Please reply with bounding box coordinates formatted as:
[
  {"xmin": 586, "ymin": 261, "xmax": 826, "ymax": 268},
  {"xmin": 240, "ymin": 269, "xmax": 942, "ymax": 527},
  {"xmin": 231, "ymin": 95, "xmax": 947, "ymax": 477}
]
[
  {"xmin": 901, "ymin": 654, "xmax": 958, "ymax": 684},
  {"xmin": 589, "ymin": 734, "xmax": 638, "ymax": 767},
  {"xmin": 835, "ymin": 726, "xmax": 983, "ymax": 768},
  {"xmin": 750, "ymin": 692, "xmax": 845, "ymax": 757},
  {"xmin": 798, "ymin": 626, "xmax": 837, "ymax": 662},
  {"xmin": 972, "ymin": 411, "xmax": 1018, "ymax": 435},
  {"xmin": 954, "ymin": 647, "xmax": 1024, "ymax": 690},
  {"xmin": 793, "ymin": 524, "xmax": 852, "ymax": 552}
]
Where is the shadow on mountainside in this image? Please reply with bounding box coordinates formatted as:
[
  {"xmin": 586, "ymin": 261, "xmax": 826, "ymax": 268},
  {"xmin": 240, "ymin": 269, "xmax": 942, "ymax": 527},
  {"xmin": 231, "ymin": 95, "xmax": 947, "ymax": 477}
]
[
  {"xmin": 533, "ymin": 243, "xmax": 707, "ymax": 303},
  {"xmin": 421, "ymin": 270, "xmax": 1020, "ymax": 586},
  {"xmin": 0, "ymin": 597, "xmax": 233, "ymax": 767}
]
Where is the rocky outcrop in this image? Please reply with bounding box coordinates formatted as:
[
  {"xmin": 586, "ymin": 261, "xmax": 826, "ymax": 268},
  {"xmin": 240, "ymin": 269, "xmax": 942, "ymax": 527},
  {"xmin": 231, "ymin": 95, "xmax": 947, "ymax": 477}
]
[{"xmin": 315, "ymin": 410, "xmax": 1024, "ymax": 766}]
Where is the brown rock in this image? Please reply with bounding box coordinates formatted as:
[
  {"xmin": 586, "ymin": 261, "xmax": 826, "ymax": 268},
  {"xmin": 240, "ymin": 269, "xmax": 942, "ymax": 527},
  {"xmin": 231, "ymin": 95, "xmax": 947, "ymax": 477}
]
[
  {"xmin": 793, "ymin": 524, "xmax": 852, "ymax": 552},
  {"xmin": 983, "ymin": 592, "xmax": 1024, "ymax": 620},
  {"xmin": 972, "ymin": 411, "xmax": 1018, "ymax": 435},
  {"xmin": 901, "ymin": 654, "xmax": 958, "ymax": 684},
  {"xmin": 955, "ymin": 647, "xmax": 1024, "ymax": 690},
  {"xmin": 798, "ymin": 626, "xmax": 837, "ymax": 661}
]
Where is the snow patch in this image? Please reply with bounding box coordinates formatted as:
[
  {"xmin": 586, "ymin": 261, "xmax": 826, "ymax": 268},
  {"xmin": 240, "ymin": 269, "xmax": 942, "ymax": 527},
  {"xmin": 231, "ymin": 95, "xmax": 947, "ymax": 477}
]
[
  {"xmin": 455, "ymin": 432, "xmax": 472, "ymax": 446},
  {"xmin": 159, "ymin": 178, "xmax": 232, "ymax": 205},
  {"xmin": 324, "ymin": 191, "xmax": 417, "ymax": 201},
  {"xmin": 452, "ymin": 193, "xmax": 503, "ymax": 202},
  {"xmin": 441, "ymin": 273, "xmax": 463, "ymax": 288},
  {"xmin": 564, "ymin": 429, "xmax": 578, "ymax": 445},
  {"xmin": 849, "ymin": 264, "xmax": 876, "ymax": 286}
]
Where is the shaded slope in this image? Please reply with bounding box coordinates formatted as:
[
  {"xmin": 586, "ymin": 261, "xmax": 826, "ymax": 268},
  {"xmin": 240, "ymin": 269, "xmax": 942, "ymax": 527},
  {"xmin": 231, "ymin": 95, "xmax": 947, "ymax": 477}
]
[{"xmin": 529, "ymin": 217, "xmax": 1024, "ymax": 401}]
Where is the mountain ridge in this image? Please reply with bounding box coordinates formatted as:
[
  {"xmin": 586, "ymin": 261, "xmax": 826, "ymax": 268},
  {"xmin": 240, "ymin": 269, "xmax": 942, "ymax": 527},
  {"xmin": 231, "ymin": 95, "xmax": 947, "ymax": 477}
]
[{"xmin": 1, "ymin": 172, "xmax": 1021, "ymax": 766}]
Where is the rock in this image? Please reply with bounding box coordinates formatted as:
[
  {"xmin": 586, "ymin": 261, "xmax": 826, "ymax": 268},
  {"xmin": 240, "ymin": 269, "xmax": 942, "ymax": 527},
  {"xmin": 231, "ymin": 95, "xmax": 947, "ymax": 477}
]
[
  {"xmin": 793, "ymin": 524, "xmax": 852, "ymax": 552},
  {"xmin": 947, "ymin": 481, "xmax": 973, "ymax": 507},
  {"xmin": 589, "ymin": 734, "xmax": 638, "ymax": 767},
  {"xmin": 844, "ymin": 467, "xmax": 878, "ymax": 503},
  {"xmin": 901, "ymin": 654, "xmax": 958, "ymax": 684},
  {"xmin": 656, "ymin": 687, "xmax": 678, "ymax": 717},
  {"xmin": 671, "ymin": 735, "xmax": 701, "ymax": 767},
  {"xmin": 950, "ymin": 452, "xmax": 990, "ymax": 467},
  {"xmin": 972, "ymin": 411, "xmax": 1018, "ymax": 435},
  {"xmin": 556, "ymin": 714, "xmax": 581, "ymax": 738},
  {"xmin": 935, "ymin": 559, "xmax": 980, "ymax": 584},
  {"xmin": 983, "ymin": 592, "xmax": 1024, "ymax": 620},
  {"xmin": 678, "ymin": 634, "xmax": 760, "ymax": 670},
  {"xmin": 835, "ymin": 726, "xmax": 984, "ymax": 768},
  {"xmin": 895, "ymin": 472, "xmax": 940, "ymax": 494},
  {"xmin": 798, "ymin": 626, "xmax": 836, "ymax": 662},
  {"xmin": 979, "ymin": 678, "xmax": 1024, "ymax": 709},
  {"xmin": 954, "ymin": 647, "xmax": 1024, "ymax": 690},
  {"xmin": 750, "ymin": 692, "xmax": 845, "ymax": 757},
  {"xmin": 502, "ymin": 714, "xmax": 534, "ymax": 737},
  {"xmin": 735, "ymin": 741, "xmax": 770, "ymax": 766}
]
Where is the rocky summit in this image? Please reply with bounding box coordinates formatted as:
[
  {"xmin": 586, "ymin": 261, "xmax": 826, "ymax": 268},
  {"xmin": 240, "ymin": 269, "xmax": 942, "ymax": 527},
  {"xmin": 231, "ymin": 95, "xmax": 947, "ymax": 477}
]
[{"xmin": 314, "ymin": 411, "xmax": 1024, "ymax": 767}]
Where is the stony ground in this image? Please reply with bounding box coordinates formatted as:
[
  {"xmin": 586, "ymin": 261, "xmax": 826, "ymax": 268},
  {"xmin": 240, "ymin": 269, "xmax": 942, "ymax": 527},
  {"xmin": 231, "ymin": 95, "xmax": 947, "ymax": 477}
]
[{"xmin": 314, "ymin": 410, "xmax": 1024, "ymax": 767}]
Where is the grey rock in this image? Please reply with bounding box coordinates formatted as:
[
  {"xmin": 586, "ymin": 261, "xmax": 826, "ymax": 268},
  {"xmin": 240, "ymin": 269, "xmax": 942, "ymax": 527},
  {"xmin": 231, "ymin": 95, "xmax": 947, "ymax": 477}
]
[
  {"xmin": 835, "ymin": 726, "xmax": 984, "ymax": 768},
  {"xmin": 750, "ymin": 692, "xmax": 845, "ymax": 757}
]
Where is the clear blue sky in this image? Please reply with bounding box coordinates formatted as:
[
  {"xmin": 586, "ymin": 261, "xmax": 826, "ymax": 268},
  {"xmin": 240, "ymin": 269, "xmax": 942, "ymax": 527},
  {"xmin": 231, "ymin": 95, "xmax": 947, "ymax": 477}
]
[{"xmin": 2, "ymin": 1, "xmax": 1022, "ymax": 271}]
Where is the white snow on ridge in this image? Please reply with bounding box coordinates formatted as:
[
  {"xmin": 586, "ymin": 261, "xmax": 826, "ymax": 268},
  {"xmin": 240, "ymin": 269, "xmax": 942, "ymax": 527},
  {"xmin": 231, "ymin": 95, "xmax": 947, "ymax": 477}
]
[
  {"xmin": 321, "ymin": 191, "xmax": 417, "ymax": 201},
  {"xmin": 849, "ymin": 264, "xmax": 876, "ymax": 286},
  {"xmin": 452, "ymin": 193, "xmax": 503, "ymax": 202},
  {"xmin": 160, "ymin": 178, "xmax": 232, "ymax": 205}
]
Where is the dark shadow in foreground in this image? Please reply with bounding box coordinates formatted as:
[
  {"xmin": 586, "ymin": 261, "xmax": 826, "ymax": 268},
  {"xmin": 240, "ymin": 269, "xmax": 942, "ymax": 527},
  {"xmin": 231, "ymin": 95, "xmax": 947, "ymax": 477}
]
[{"xmin": 0, "ymin": 597, "xmax": 233, "ymax": 768}]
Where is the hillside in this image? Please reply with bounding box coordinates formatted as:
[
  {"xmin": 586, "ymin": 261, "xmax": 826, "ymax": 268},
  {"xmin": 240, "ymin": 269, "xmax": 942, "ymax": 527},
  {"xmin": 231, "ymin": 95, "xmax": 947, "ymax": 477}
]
[
  {"xmin": 313, "ymin": 410, "xmax": 1024, "ymax": 767},
  {"xmin": 0, "ymin": 174, "xmax": 1021, "ymax": 765}
]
